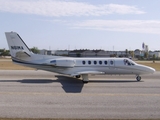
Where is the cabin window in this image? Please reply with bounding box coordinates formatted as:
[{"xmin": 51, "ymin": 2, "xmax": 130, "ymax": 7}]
[
  {"xmin": 124, "ymin": 59, "xmax": 128, "ymax": 65},
  {"xmin": 128, "ymin": 62, "xmax": 131, "ymax": 66},
  {"xmin": 104, "ymin": 61, "xmax": 107, "ymax": 65},
  {"xmin": 88, "ymin": 61, "xmax": 91, "ymax": 64},
  {"xmin": 99, "ymin": 61, "xmax": 102, "ymax": 65},
  {"xmin": 110, "ymin": 60, "xmax": 113, "ymax": 65},
  {"xmin": 94, "ymin": 61, "xmax": 97, "ymax": 65},
  {"xmin": 82, "ymin": 61, "xmax": 85, "ymax": 65}
]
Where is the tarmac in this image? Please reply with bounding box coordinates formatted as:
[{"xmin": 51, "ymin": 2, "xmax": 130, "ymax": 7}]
[{"xmin": 0, "ymin": 70, "xmax": 160, "ymax": 119}]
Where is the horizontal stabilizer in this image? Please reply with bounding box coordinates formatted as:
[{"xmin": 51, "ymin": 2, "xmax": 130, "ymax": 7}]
[{"xmin": 16, "ymin": 51, "xmax": 31, "ymax": 58}]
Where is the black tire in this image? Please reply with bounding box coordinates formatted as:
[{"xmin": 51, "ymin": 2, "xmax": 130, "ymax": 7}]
[
  {"xmin": 76, "ymin": 75, "xmax": 81, "ymax": 78},
  {"xmin": 136, "ymin": 76, "xmax": 141, "ymax": 81},
  {"xmin": 82, "ymin": 81, "xmax": 88, "ymax": 83}
]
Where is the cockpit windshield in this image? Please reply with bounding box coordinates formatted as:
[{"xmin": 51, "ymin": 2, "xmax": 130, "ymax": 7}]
[{"xmin": 124, "ymin": 59, "xmax": 136, "ymax": 66}]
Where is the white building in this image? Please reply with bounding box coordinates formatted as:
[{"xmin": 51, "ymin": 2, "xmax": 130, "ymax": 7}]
[
  {"xmin": 96, "ymin": 51, "xmax": 110, "ymax": 57},
  {"xmin": 134, "ymin": 49, "xmax": 143, "ymax": 57},
  {"xmin": 39, "ymin": 50, "xmax": 56, "ymax": 55},
  {"xmin": 81, "ymin": 50, "xmax": 96, "ymax": 57},
  {"xmin": 55, "ymin": 50, "xmax": 69, "ymax": 56},
  {"xmin": 39, "ymin": 49, "xmax": 47, "ymax": 55},
  {"xmin": 149, "ymin": 51, "xmax": 160, "ymax": 58}
]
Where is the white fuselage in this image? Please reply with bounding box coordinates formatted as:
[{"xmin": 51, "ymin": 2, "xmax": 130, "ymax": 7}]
[{"xmin": 12, "ymin": 54, "xmax": 155, "ymax": 76}]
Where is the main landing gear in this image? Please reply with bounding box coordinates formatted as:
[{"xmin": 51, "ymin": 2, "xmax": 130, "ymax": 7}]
[
  {"xmin": 136, "ymin": 75, "xmax": 141, "ymax": 81},
  {"xmin": 75, "ymin": 74, "xmax": 89, "ymax": 83},
  {"xmin": 75, "ymin": 75, "xmax": 81, "ymax": 78},
  {"xmin": 82, "ymin": 74, "xmax": 89, "ymax": 83}
]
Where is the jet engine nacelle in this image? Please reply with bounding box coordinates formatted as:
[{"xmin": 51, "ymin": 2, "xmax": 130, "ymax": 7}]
[{"xmin": 50, "ymin": 59, "xmax": 75, "ymax": 67}]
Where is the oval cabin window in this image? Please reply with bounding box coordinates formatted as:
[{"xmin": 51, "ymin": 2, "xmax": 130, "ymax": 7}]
[
  {"xmin": 94, "ymin": 61, "xmax": 97, "ymax": 65},
  {"xmin": 104, "ymin": 61, "xmax": 107, "ymax": 65},
  {"xmin": 110, "ymin": 60, "xmax": 113, "ymax": 65}
]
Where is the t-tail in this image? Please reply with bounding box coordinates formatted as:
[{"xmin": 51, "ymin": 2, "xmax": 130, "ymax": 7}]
[{"xmin": 5, "ymin": 32, "xmax": 32, "ymax": 60}]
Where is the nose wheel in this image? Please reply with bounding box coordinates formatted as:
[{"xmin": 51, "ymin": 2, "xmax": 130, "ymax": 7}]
[{"xmin": 136, "ymin": 76, "xmax": 141, "ymax": 81}]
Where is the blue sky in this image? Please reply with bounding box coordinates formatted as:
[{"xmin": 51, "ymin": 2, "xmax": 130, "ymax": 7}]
[{"xmin": 0, "ymin": 0, "xmax": 160, "ymax": 51}]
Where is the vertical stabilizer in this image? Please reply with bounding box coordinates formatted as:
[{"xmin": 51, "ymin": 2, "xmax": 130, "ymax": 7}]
[{"xmin": 5, "ymin": 32, "xmax": 31, "ymax": 58}]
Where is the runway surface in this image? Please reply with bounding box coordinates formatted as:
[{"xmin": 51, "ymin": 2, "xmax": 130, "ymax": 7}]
[{"xmin": 0, "ymin": 70, "xmax": 160, "ymax": 119}]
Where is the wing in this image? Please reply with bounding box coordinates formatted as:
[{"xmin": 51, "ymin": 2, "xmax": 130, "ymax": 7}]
[{"xmin": 71, "ymin": 71, "xmax": 105, "ymax": 76}]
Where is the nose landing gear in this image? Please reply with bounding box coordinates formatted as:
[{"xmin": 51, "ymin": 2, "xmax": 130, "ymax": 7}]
[{"xmin": 136, "ymin": 75, "xmax": 141, "ymax": 81}]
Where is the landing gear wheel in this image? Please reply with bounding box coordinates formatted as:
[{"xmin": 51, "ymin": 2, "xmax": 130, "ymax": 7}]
[
  {"xmin": 136, "ymin": 76, "xmax": 141, "ymax": 81},
  {"xmin": 83, "ymin": 81, "xmax": 88, "ymax": 84},
  {"xmin": 75, "ymin": 75, "xmax": 81, "ymax": 78}
]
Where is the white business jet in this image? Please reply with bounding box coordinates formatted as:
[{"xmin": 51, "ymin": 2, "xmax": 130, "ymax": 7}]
[{"xmin": 5, "ymin": 32, "xmax": 155, "ymax": 83}]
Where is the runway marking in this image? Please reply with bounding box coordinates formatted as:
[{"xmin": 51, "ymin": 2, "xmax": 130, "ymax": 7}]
[{"xmin": 0, "ymin": 92, "xmax": 160, "ymax": 97}]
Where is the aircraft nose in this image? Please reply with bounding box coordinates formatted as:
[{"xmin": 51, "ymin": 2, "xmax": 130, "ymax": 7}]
[
  {"xmin": 145, "ymin": 66, "xmax": 156, "ymax": 74},
  {"xmin": 138, "ymin": 65, "xmax": 155, "ymax": 74},
  {"xmin": 146, "ymin": 66, "xmax": 155, "ymax": 74}
]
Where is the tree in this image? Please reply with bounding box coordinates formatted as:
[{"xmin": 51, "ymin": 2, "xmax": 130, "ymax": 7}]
[
  {"xmin": 144, "ymin": 52, "xmax": 149, "ymax": 59},
  {"xmin": 0, "ymin": 49, "xmax": 10, "ymax": 56},
  {"xmin": 125, "ymin": 49, "xmax": 128, "ymax": 57},
  {"xmin": 129, "ymin": 51, "xmax": 134, "ymax": 58},
  {"xmin": 2, "ymin": 50, "xmax": 10, "ymax": 56},
  {"xmin": 30, "ymin": 47, "xmax": 39, "ymax": 54},
  {"xmin": 152, "ymin": 54, "xmax": 156, "ymax": 63},
  {"xmin": 76, "ymin": 53, "xmax": 81, "ymax": 57}
]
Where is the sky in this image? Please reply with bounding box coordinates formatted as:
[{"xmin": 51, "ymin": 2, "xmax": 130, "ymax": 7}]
[{"xmin": 0, "ymin": 0, "xmax": 160, "ymax": 51}]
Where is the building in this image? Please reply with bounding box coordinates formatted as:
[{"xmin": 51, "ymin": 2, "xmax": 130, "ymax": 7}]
[
  {"xmin": 39, "ymin": 47, "xmax": 160, "ymax": 59},
  {"xmin": 39, "ymin": 49, "xmax": 56, "ymax": 55},
  {"xmin": 96, "ymin": 50, "xmax": 110, "ymax": 57},
  {"xmin": 55, "ymin": 50, "xmax": 69, "ymax": 56},
  {"xmin": 149, "ymin": 51, "xmax": 160, "ymax": 58},
  {"xmin": 134, "ymin": 49, "xmax": 143, "ymax": 58},
  {"xmin": 81, "ymin": 50, "xmax": 96, "ymax": 57}
]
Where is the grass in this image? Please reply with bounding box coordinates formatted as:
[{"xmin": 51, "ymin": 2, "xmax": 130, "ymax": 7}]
[
  {"xmin": 0, "ymin": 61, "xmax": 33, "ymax": 70},
  {"xmin": 136, "ymin": 61, "xmax": 160, "ymax": 71},
  {"xmin": 0, "ymin": 118, "xmax": 100, "ymax": 120},
  {"xmin": 0, "ymin": 59, "xmax": 160, "ymax": 71},
  {"xmin": 0, "ymin": 118, "xmax": 159, "ymax": 120},
  {"xmin": 0, "ymin": 118, "xmax": 148, "ymax": 120},
  {"xmin": 0, "ymin": 119, "xmax": 98, "ymax": 120}
]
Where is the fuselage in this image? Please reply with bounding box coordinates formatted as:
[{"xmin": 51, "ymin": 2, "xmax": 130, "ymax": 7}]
[{"xmin": 12, "ymin": 54, "xmax": 155, "ymax": 76}]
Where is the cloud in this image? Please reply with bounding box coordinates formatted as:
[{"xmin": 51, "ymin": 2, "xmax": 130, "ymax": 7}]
[
  {"xmin": 0, "ymin": 0, "xmax": 145, "ymax": 17},
  {"xmin": 72, "ymin": 20, "xmax": 160, "ymax": 34}
]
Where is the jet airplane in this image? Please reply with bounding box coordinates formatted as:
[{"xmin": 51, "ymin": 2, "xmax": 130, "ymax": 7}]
[{"xmin": 5, "ymin": 32, "xmax": 155, "ymax": 83}]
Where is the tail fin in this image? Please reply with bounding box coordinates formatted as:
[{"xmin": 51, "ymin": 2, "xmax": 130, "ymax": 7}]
[{"xmin": 5, "ymin": 32, "xmax": 32, "ymax": 59}]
